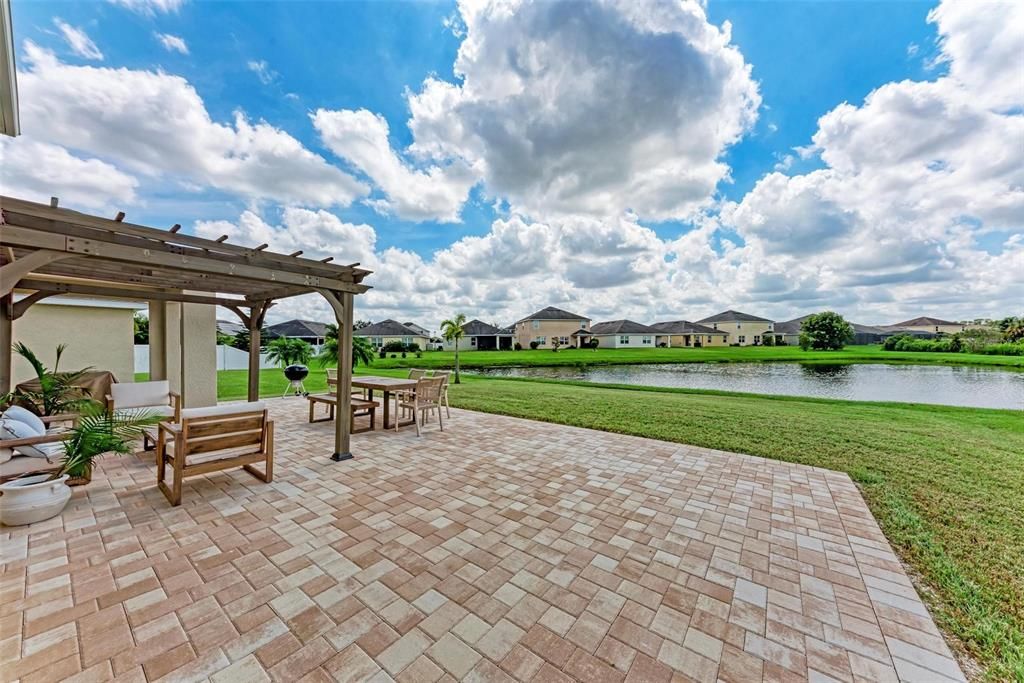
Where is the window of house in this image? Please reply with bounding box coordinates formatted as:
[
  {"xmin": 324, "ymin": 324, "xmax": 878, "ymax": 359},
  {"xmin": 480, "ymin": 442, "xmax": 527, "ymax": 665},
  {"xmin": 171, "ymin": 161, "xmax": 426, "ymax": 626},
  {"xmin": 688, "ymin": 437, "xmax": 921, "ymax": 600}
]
[
  {"xmin": 619, "ymin": 335, "xmax": 630, "ymax": 344},
  {"xmin": 581, "ymin": 321, "xmax": 588, "ymax": 329},
  {"xmin": 470, "ymin": 337, "xmax": 477, "ymax": 345},
  {"xmin": 707, "ymin": 336, "xmax": 712, "ymax": 343},
  {"xmin": 535, "ymin": 336, "xmax": 546, "ymax": 344},
  {"xmin": 712, "ymin": 323, "xmax": 718, "ymax": 330},
  {"xmin": 371, "ymin": 337, "xmax": 382, "ymax": 346},
  {"xmin": 557, "ymin": 336, "xmax": 569, "ymax": 345},
  {"xmin": 738, "ymin": 335, "xmax": 746, "ymax": 343},
  {"xmin": 532, "ymin": 320, "xmax": 540, "ymax": 329},
  {"xmin": 737, "ymin": 323, "xmax": 742, "ymax": 329},
  {"xmin": 403, "ymin": 336, "xmax": 412, "ymax": 344},
  {"xmin": 754, "ymin": 335, "xmax": 760, "ymax": 344},
  {"xmin": 642, "ymin": 336, "xmax": 652, "ymax": 345}
]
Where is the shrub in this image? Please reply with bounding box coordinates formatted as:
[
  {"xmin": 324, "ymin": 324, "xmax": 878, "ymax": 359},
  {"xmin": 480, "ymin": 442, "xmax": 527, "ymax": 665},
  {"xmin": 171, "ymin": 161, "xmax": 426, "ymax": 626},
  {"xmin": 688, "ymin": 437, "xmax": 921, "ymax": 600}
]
[
  {"xmin": 883, "ymin": 333, "xmax": 911, "ymax": 351},
  {"xmin": 590, "ymin": 339, "xmax": 600, "ymax": 349},
  {"xmin": 979, "ymin": 342, "xmax": 1024, "ymax": 356},
  {"xmin": 382, "ymin": 340, "xmax": 406, "ymax": 353},
  {"xmin": 761, "ymin": 335, "xmax": 775, "ymax": 347},
  {"xmin": 406, "ymin": 342, "xmax": 421, "ymax": 353},
  {"xmin": 529, "ymin": 341, "xmax": 540, "ymax": 350},
  {"xmin": 514, "ymin": 342, "xmax": 523, "ymax": 351},
  {"xmin": 799, "ymin": 311, "xmax": 854, "ymax": 351},
  {"xmin": 415, "ymin": 350, "xmax": 423, "ymax": 358}
]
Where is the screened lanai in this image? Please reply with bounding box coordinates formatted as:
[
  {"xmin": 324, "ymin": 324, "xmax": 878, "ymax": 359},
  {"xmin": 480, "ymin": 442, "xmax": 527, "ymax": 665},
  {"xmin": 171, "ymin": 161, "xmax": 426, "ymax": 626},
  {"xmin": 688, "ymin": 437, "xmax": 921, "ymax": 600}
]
[{"xmin": 0, "ymin": 194, "xmax": 371, "ymax": 460}]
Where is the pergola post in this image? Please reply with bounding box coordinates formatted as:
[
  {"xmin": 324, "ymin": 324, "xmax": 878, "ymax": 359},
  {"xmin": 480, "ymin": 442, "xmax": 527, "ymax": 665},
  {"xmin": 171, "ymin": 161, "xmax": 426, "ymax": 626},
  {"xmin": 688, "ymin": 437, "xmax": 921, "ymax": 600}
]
[
  {"xmin": 319, "ymin": 289, "xmax": 353, "ymax": 461},
  {"xmin": 229, "ymin": 301, "xmax": 270, "ymax": 403},
  {"xmin": 0, "ymin": 294, "xmax": 12, "ymax": 396}
]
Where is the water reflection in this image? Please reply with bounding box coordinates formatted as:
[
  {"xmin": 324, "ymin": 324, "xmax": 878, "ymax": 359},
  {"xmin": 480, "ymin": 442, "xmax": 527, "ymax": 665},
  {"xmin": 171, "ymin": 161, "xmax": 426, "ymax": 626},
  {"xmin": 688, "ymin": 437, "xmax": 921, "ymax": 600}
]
[{"xmin": 474, "ymin": 363, "xmax": 1024, "ymax": 410}]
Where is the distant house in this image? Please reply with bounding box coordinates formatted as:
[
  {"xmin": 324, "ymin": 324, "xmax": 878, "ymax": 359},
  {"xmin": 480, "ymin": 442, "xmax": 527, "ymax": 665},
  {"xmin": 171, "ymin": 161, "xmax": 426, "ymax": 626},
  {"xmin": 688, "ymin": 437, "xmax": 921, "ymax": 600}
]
[
  {"xmin": 442, "ymin": 319, "xmax": 514, "ymax": 351},
  {"xmin": 588, "ymin": 320, "xmax": 668, "ymax": 348},
  {"xmin": 265, "ymin": 319, "xmax": 330, "ymax": 346},
  {"xmin": 648, "ymin": 320, "xmax": 728, "ymax": 347},
  {"xmin": 696, "ymin": 310, "xmax": 774, "ymax": 346},
  {"xmin": 403, "ymin": 322, "xmax": 432, "ymax": 338},
  {"xmin": 890, "ymin": 316, "xmax": 965, "ymax": 335},
  {"xmin": 354, "ymin": 320, "xmax": 431, "ymax": 350},
  {"xmin": 514, "ymin": 306, "xmax": 591, "ymax": 349},
  {"xmin": 775, "ymin": 314, "xmax": 930, "ymax": 345},
  {"xmin": 216, "ymin": 319, "xmax": 244, "ymax": 337}
]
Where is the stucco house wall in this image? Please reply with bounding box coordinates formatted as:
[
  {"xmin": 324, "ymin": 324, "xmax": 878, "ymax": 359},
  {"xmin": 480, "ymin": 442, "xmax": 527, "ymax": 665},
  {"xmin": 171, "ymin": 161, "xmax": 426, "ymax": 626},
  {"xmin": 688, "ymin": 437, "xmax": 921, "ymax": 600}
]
[
  {"xmin": 705, "ymin": 320, "xmax": 774, "ymax": 346},
  {"xmin": 11, "ymin": 298, "xmax": 140, "ymax": 385},
  {"xmin": 592, "ymin": 333, "xmax": 665, "ymax": 349},
  {"xmin": 901, "ymin": 323, "xmax": 965, "ymax": 335},
  {"xmin": 360, "ymin": 334, "xmax": 431, "ymax": 349},
  {"xmin": 665, "ymin": 333, "xmax": 728, "ymax": 347},
  {"xmin": 515, "ymin": 319, "xmax": 590, "ymax": 348}
]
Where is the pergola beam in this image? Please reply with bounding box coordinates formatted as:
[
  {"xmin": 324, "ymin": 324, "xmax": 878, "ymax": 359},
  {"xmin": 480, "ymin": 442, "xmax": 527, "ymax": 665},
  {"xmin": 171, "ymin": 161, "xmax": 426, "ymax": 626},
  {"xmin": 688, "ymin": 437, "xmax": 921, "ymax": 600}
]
[
  {"xmin": 0, "ymin": 224, "xmax": 367, "ymax": 294},
  {"xmin": 17, "ymin": 278, "xmax": 252, "ymax": 308},
  {"xmin": 0, "ymin": 250, "xmax": 73, "ymax": 297},
  {"xmin": 11, "ymin": 291, "xmax": 56, "ymax": 320},
  {"xmin": 1, "ymin": 196, "xmax": 371, "ymax": 283}
]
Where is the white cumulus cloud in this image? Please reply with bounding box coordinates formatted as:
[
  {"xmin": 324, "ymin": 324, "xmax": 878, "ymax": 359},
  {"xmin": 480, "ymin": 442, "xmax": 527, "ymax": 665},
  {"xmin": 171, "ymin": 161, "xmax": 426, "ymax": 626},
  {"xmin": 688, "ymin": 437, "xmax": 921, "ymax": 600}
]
[{"xmin": 14, "ymin": 41, "xmax": 367, "ymax": 208}]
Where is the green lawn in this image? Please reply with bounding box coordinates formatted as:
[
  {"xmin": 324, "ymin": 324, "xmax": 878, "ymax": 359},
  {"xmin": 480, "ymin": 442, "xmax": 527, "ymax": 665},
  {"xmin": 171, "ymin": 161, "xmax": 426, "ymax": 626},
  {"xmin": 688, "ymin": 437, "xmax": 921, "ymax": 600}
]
[
  {"xmin": 370, "ymin": 344, "xmax": 1023, "ymax": 369},
  {"xmin": 143, "ymin": 364, "xmax": 1023, "ymax": 679}
]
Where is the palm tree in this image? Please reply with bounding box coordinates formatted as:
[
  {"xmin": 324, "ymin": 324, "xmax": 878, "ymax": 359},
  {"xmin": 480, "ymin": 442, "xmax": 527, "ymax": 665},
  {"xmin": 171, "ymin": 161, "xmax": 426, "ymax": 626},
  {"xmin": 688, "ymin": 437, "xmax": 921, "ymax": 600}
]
[
  {"xmin": 315, "ymin": 324, "xmax": 375, "ymax": 368},
  {"xmin": 264, "ymin": 337, "xmax": 313, "ymax": 368},
  {"xmin": 440, "ymin": 313, "xmax": 467, "ymax": 384}
]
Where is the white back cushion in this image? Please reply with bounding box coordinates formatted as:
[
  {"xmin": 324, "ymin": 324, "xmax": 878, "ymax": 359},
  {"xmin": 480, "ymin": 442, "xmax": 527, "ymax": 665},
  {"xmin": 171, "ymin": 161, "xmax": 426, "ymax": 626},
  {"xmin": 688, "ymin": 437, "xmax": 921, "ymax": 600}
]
[
  {"xmin": 111, "ymin": 381, "xmax": 170, "ymax": 409},
  {"xmin": 1, "ymin": 406, "xmax": 45, "ymax": 435},
  {"xmin": 181, "ymin": 401, "xmax": 266, "ymax": 420},
  {"xmin": 1, "ymin": 418, "xmax": 40, "ymax": 441},
  {"xmin": 0, "ymin": 420, "xmax": 64, "ymax": 459}
]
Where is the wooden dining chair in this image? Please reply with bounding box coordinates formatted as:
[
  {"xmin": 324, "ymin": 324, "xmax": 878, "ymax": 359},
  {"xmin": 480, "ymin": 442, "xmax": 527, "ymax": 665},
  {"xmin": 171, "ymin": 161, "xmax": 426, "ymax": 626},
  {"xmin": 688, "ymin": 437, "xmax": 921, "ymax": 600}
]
[{"xmin": 395, "ymin": 377, "xmax": 444, "ymax": 436}]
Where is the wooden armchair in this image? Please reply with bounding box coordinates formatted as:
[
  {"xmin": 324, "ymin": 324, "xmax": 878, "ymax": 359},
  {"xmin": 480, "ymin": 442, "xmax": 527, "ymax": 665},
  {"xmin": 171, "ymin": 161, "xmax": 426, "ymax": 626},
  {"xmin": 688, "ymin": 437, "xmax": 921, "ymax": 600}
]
[{"xmin": 156, "ymin": 401, "xmax": 273, "ymax": 506}]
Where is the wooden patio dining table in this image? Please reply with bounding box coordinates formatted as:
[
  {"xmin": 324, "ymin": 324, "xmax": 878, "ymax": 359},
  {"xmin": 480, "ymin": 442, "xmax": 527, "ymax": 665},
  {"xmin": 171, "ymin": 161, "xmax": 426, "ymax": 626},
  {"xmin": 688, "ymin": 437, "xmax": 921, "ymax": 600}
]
[{"xmin": 349, "ymin": 376, "xmax": 418, "ymax": 429}]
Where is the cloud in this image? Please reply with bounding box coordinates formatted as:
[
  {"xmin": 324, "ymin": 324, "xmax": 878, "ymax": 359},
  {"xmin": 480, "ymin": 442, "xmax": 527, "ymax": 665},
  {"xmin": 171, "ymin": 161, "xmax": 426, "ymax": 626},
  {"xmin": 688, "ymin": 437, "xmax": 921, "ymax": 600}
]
[
  {"xmin": 106, "ymin": 0, "xmax": 185, "ymax": 15},
  {"xmin": 15, "ymin": 41, "xmax": 367, "ymax": 208},
  {"xmin": 722, "ymin": 0, "xmax": 1024, "ymax": 321},
  {"xmin": 312, "ymin": 108, "xmax": 478, "ymax": 222},
  {"xmin": 155, "ymin": 33, "xmax": 189, "ymax": 55},
  {"xmin": 0, "ymin": 138, "xmax": 138, "ymax": 209},
  {"xmin": 317, "ymin": 0, "xmax": 759, "ymax": 224},
  {"xmin": 247, "ymin": 60, "xmax": 277, "ymax": 85},
  {"xmin": 53, "ymin": 19, "xmax": 103, "ymax": 60}
]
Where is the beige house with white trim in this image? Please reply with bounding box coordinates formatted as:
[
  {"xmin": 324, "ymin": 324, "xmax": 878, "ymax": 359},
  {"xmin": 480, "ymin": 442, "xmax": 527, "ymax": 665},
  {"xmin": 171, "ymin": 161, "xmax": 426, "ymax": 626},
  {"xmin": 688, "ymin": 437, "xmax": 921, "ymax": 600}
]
[
  {"xmin": 890, "ymin": 316, "xmax": 965, "ymax": 335},
  {"xmin": 354, "ymin": 319, "xmax": 430, "ymax": 350},
  {"xmin": 648, "ymin": 320, "xmax": 729, "ymax": 347},
  {"xmin": 514, "ymin": 306, "xmax": 591, "ymax": 349},
  {"xmin": 696, "ymin": 310, "xmax": 774, "ymax": 346}
]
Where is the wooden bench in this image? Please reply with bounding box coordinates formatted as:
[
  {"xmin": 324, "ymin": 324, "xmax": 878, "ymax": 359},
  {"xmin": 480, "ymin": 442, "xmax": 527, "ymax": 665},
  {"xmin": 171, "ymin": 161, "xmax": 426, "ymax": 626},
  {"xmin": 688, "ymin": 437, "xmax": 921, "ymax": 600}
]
[
  {"xmin": 307, "ymin": 394, "xmax": 379, "ymax": 433},
  {"xmin": 156, "ymin": 402, "xmax": 273, "ymax": 506}
]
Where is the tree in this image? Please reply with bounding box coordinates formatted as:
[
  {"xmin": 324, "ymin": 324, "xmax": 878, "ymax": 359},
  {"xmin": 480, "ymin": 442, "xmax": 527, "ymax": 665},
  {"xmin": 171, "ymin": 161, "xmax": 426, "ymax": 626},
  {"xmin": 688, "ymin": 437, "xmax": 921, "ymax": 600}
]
[
  {"xmin": 998, "ymin": 316, "xmax": 1024, "ymax": 342},
  {"xmin": 315, "ymin": 324, "xmax": 375, "ymax": 368},
  {"xmin": 799, "ymin": 311, "xmax": 854, "ymax": 351},
  {"xmin": 264, "ymin": 337, "xmax": 313, "ymax": 368},
  {"xmin": 231, "ymin": 327, "xmax": 269, "ymax": 351},
  {"xmin": 133, "ymin": 313, "xmax": 149, "ymax": 344},
  {"xmin": 440, "ymin": 313, "xmax": 467, "ymax": 384}
]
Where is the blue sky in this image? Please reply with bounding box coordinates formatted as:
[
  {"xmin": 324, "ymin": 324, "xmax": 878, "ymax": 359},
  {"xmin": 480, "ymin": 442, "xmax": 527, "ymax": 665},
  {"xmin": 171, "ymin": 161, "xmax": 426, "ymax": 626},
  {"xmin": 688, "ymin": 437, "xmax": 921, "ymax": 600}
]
[
  {"xmin": 4, "ymin": 0, "xmax": 1020, "ymax": 325},
  {"xmin": 9, "ymin": 0, "xmax": 942, "ymax": 251}
]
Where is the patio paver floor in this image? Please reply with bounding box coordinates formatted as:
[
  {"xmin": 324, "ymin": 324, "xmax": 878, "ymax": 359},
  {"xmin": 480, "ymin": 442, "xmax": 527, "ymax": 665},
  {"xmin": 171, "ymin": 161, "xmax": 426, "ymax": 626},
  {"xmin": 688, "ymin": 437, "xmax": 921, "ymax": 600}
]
[{"xmin": 1, "ymin": 400, "xmax": 965, "ymax": 682}]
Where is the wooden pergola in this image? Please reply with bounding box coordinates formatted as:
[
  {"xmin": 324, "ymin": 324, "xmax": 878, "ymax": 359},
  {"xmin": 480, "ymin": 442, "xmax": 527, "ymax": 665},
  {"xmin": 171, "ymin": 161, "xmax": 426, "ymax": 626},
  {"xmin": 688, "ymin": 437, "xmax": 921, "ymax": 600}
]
[{"xmin": 0, "ymin": 195, "xmax": 371, "ymax": 461}]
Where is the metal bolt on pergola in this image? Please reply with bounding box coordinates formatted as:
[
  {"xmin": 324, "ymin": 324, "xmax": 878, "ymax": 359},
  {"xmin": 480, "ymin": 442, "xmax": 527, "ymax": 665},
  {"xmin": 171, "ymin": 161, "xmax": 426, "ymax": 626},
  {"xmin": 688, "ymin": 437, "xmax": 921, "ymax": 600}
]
[{"xmin": 0, "ymin": 195, "xmax": 372, "ymax": 460}]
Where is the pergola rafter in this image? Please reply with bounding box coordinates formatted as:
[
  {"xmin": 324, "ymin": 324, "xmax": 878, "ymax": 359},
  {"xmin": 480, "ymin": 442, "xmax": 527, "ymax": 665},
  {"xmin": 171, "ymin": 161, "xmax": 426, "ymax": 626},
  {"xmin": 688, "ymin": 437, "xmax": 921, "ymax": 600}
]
[{"xmin": 0, "ymin": 195, "xmax": 371, "ymax": 460}]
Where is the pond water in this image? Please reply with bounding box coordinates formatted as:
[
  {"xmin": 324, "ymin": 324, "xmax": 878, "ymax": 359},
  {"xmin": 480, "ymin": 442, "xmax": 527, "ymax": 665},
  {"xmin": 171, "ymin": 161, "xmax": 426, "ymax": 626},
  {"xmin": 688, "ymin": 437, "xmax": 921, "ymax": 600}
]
[{"xmin": 473, "ymin": 362, "xmax": 1024, "ymax": 410}]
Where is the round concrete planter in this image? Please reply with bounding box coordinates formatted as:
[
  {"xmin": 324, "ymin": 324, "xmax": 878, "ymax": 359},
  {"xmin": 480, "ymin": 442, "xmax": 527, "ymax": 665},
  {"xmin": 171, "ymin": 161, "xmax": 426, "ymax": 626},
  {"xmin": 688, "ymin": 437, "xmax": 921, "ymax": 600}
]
[{"xmin": 0, "ymin": 474, "xmax": 71, "ymax": 526}]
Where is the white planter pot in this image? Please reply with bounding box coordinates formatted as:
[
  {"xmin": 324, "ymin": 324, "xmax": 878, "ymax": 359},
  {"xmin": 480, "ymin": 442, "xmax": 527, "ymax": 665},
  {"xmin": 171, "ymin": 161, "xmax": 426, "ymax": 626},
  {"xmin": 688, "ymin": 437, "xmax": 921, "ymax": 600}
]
[{"xmin": 0, "ymin": 474, "xmax": 71, "ymax": 526}]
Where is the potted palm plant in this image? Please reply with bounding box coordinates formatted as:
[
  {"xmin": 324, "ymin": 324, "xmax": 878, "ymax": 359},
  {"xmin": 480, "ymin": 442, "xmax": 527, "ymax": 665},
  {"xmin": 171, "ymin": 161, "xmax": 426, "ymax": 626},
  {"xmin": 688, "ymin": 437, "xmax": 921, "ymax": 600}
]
[
  {"xmin": 2, "ymin": 343, "xmax": 93, "ymax": 416},
  {"xmin": 0, "ymin": 407, "xmax": 158, "ymax": 526}
]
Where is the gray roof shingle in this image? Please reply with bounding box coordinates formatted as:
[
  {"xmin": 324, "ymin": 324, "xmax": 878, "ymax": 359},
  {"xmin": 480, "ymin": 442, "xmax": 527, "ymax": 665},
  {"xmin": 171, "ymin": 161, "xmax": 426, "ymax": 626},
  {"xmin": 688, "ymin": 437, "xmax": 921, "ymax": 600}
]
[
  {"xmin": 648, "ymin": 320, "xmax": 726, "ymax": 335},
  {"xmin": 264, "ymin": 319, "xmax": 330, "ymax": 339},
  {"xmin": 696, "ymin": 309, "xmax": 773, "ymax": 324},
  {"xmin": 516, "ymin": 306, "xmax": 590, "ymax": 324},
  {"xmin": 590, "ymin": 319, "xmax": 661, "ymax": 335},
  {"xmin": 355, "ymin": 319, "xmax": 427, "ymax": 337}
]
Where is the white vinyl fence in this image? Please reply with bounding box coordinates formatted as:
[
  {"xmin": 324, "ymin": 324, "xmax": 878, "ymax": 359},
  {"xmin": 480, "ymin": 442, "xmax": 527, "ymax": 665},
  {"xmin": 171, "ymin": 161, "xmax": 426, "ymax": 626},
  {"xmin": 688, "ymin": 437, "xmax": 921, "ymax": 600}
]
[{"xmin": 135, "ymin": 344, "xmax": 280, "ymax": 373}]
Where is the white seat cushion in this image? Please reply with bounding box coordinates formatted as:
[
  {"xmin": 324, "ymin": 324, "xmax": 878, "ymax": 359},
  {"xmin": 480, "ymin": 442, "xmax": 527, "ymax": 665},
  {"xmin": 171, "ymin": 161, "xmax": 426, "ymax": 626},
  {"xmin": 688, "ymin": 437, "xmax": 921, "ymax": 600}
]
[
  {"xmin": 180, "ymin": 401, "xmax": 266, "ymax": 420},
  {"xmin": 111, "ymin": 381, "xmax": 171, "ymax": 410},
  {"xmin": 0, "ymin": 420, "xmax": 65, "ymax": 459},
  {"xmin": 19, "ymin": 441, "xmax": 65, "ymax": 460},
  {"xmin": 2, "ymin": 406, "xmax": 46, "ymax": 435},
  {"xmin": 118, "ymin": 404, "xmax": 175, "ymax": 418}
]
